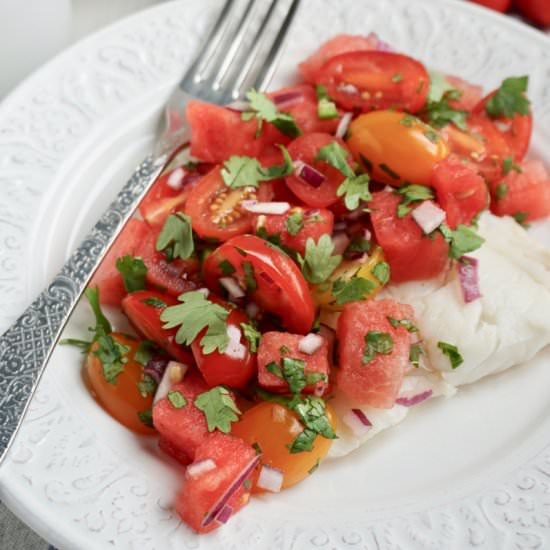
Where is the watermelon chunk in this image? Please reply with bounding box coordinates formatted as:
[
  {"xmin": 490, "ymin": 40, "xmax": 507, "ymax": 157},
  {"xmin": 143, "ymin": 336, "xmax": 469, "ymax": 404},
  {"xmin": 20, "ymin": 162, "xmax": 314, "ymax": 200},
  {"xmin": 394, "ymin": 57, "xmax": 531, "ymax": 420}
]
[
  {"xmin": 176, "ymin": 431, "xmax": 258, "ymax": 533},
  {"xmin": 369, "ymin": 191, "xmax": 449, "ymax": 282},
  {"xmin": 158, "ymin": 436, "xmax": 192, "ymax": 465},
  {"xmin": 336, "ymin": 299, "xmax": 414, "ymax": 408},
  {"xmin": 257, "ymin": 331, "xmax": 329, "ymax": 395}
]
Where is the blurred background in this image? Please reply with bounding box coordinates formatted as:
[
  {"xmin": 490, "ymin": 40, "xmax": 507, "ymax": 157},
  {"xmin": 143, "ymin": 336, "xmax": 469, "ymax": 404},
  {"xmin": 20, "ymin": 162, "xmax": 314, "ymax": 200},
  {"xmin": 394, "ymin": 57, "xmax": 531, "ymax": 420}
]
[{"xmin": 0, "ymin": 0, "xmax": 549, "ymax": 99}]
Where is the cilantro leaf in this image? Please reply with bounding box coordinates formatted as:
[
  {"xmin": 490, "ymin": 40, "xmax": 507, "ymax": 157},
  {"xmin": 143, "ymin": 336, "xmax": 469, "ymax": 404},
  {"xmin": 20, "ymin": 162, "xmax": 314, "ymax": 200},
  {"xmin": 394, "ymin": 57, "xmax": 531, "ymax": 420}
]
[
  {"xmin": 94, "ymin": 334, "xmax": 130, "ymax": 384},
  {"xmin": 372, "ymin": 261, "xmax": 390, "ymax": 285},
  {"xmin": 167, "ymin": 390, "xmax": 187, "ymax": 409},
  {"xmin": 423, "ymin": 89, "xmax": 468, "ymax": 130},
  {"xmin": 395, "ymin": 184, "xmax": 435, "ymax": 218},
  {"xmin": 362, "ymin": 331, "xmax": 394, "ymax": 364},
  {"xmin": 142, "ymin": 296, "xmax": 167, "ymax": 308},
  {"xmin": 437, "ymin": 341, "xmax": 464, "ymax": 369},
  {"xmin": 286, "ymin": 211, "xmax": 304, "ymax": 236},
  {"xmin": 138, "ymin": 374, "xmax": 157, "ymax": 397},
  {"xmin": 243, "ymin": 89, "xmax": 301, "ymax": 138},
  {"xmin": 116, "ymin": 255, "xmax": 147, "ymax": 293},
  {"xmin": 138, "ymin": 409, "xmax": 153, "ymax": 427},
  {"xmin": 316, "ymin": 85, "xmax": 338, "ymax": 120},
  {"xmin": 387, "ymin": 316, "xmax": 418, "ymax": 333},
  {"xmin": 439, "ymin": 223, "xmax": 485, "ymax": 259},
  {"xmin": 156, "ymin": 212, "xmax": 194, "ymax": 261},
  {"xmin": 485, "ymin": 76, "xmax": 530, "ymax": 119},
  {"xmin": 298, "ymin": 234, "xmax": 342, "ymax": 284},
  {"xmin": 410, "ymin": 343, "xmax": 423, "ymax": 368},
  {"xmin": 240, "ymin": 322, "xmax": 261, "ymax": 353},
  {"xmin": 266, "ymin": 361, "xmax": 283, "ymax": 378},
  {"xmin": 314, "ymin": 142, "xmax": 355, "ymax": 178},
  {"xmin": 332, "ymin": 276, "xmax": 377, "ymax": 305},
  {"xmin": 291, "ymin": 395, "xmax": 337, "ymax": 444},
  {"xmin": 59, "ymin": 338, "xmax": 91, "ymax": 351},
  {"xmin": 337, "ymin": 173, "xmax": 372, "ymax": 210},
  {"xmin": 160, "ymin": 291, "xmax": 229, "ymax": 354},
  {"xmin": 134, "ymin": 339, "xmax": 158, "ymax": 366},
  {"xmin": 282, "ymin": 357, "xmax": 327, "ymax": 395},
  {"xmin": 194, "ymin": 386, "xmax": 241, "ymax": 433},
  {"xmin": 502, "ymin": 156, "xmax": 522, "ymax": 176},
  {"xmin": 85, "ymin": 287, "xmax": 112, "ymax": 336}
]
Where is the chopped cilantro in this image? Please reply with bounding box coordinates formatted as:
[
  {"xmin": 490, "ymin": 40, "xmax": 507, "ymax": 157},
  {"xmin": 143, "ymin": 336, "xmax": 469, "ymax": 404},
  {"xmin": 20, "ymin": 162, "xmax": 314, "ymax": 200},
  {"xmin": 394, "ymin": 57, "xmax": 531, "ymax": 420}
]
[
  {"xmin": 282, "ymin": 357, "xmax": 327, "ymax": 395},
  {"xmin": 289, "ymin": 395, "xmax": 337, "ymax": 453},
  {"xmin": 219, "ymin": 259, "xmax": 236, "ymax": 275},
  {"xmin": 395, "ymin": 184, "xmax": 435, "ymax": 218},
  {"xmin": 438, "ymin": 223, "xmax": 485, "ymax": 259},
  {"xmin": 437, "ymin": 341, "xmax": 463, "ymax": 369},
  {"xmin": 387, "ymin": 316, "xmax": 418, "ymax": 333},
  {"xmin": 298, "ymin": 234, "xmax": 342, "ymax": 284},
  {"xmin": 194, "ymin": 386, "xmax": 241, "ymax": 433},
  {"xmin": 400, "ymin": 114, "xmax": 418, "ymax": 127},
  {"xmin": 372, "ymin": 261, "xmax": 390, "ymax": 285},
  {"xmin": 332, "ymin": 276, "xmax": 377, "ymax": 305},
  {"xmin": 137, "ymin": 374, "xmax": 157, "ymax": 397},
  {"xmin": 345, "ymin": 236, "xmax": 371, "ymax": 257},
  {"xmin": 252, "ymin": 442, "xmax": 262, "ymax": 455},
  {"xmin": 424, "ymin": 129, "xmax": 441, "ymax": 143},
  {"xmin": 279, "ymin": 345, "xmax": 291, "ymax": 355},
  {"xmin": 409, "ymin": 343, "xmax": 423, "ymax": 368},
  {"xmin": 94, "ymin": 334, "xmax": 129, "ymax": 384},
  {"xmin": 142, "ymin": 296, "xmax": 167, "ymax": 308},
  {"xmin": 167, "ymin": 390, "xmax": 187, "ymax": 409},
  {"xmin": 308, "ymin": 458, "xmax": 321, "ymax": 474},
  {"xmin": 156, "ymin": 212, "xmax": 194, "ymax": 261},
  {"xmin": 116, "ymin": 255, "xmax": 147, "ymax": 292},
  {"xmin": 134, "ymin": 339, "xmax": 158, "ymax": 366},
  {"xmin": 513, "ymin": 211, "xmax": 529, "ymax": 228},
  {"xmin": 423, "ymin": 89, "xmax": 468, "ymax": 130},
  {"xmin": 362, "ymin": 331, "xmax": 394, "ymax": 364},
  {"xmin": 392, "ymin": 73, "xmax": 403, "ymax": 83},
  {"xmin": 266, "ymin": 361, "xmax": 283, "ymax": 378},
  {"xmin": 138, "ymin": 409, "xmax": 153, "ymax": 427},
  {"xmin": 314, "ymin": 142, "xmax": 355, "ymax": 178},
  {"xmin": 502, "ymin": 156, "xmax": 522, "ymax": 176},
  {"xmin": 495, "ymin": 183, "xmax": 509, "ymax": 200},
  {"xmin": 379, "ymin": 163, "xmax": 400, "ymax": 180},
  {"xmin": 242, "ymin": 261, "xmax": 257, "ymax": 292},
  {"xmin": 160, "ymin": 291, "xmax": 229, "ymax": 354},
  {"xmin": 243, "ymin": 479, "xmax": 252, "ymax": 490},
  {"xmin": 240, "ymin": 322, "xmax": 261, "ymax": 352},
  {"xmin": 337, "ymin": 173, "xmax": 372, "ymax": 210},
  {"xmin": 485, "ymin": 76, "xmax": 530, "ymax": 119},
  {"xmin": 286, "ymin": 211, "xmax": 304, "ymax": 236},
  {"xmin": 316, "ymin": 85, "xmax": 338, "ymax": 119}
]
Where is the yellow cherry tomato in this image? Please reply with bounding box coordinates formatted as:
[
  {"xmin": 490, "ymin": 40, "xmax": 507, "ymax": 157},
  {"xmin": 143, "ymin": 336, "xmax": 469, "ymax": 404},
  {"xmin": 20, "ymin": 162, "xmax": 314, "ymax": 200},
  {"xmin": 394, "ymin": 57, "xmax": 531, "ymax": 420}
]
[
  {"xmin": 312, "ymin": 246, "xmax": 387, "ymax": 311},
  {"xmin": 231, "ymin": 401, "xmax": 336, "ymax": 490},
  {"xmin": 346, "ymin": 110, "xmax": 449, "ymax": 186}
]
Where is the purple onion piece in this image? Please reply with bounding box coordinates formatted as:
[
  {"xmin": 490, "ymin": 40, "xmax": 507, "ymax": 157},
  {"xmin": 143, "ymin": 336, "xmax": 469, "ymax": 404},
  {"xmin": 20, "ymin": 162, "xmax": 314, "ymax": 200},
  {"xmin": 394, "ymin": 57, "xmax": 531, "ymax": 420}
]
[
  {"xmin": 201, "ymin": 454, "xmax": 261, "ymax": 527},
  {"xmin": 352, "ymin": 408, "xmax": 372, "ymax": 427},
  {"xmin": 215, "ymin": 505, "xmax": 233, "ymax": 525},
  {"xmin": 144, "ymin": 356, "xmax": 170, "ymax": 383},
  {"xmin": 457, "ymin": 256, "xmax": 482, "ymax": 304},
  {"xmin": 294, "ymin": 161, "xmax": 326, "ymax": 188},
  {"xmin": 272, "ymin": 91, "xmax": 303, "ymax": 106},
  {"xmin": 395, "ymin": 389, "xmax": 433, "ymax": 407}
]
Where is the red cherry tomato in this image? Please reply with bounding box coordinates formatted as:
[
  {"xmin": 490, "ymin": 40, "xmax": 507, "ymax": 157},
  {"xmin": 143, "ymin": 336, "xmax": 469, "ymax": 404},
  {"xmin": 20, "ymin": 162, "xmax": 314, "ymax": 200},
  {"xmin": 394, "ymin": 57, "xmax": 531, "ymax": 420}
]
[
  {"xmin": 203, "ymin": 235, "xmax": 315, "ymax": 334},
  {"xmin": 191, "ymin": 302, "xmax": 257, "ymax": 389},
  {"xmin": 473, "ymin": 92, "xmax": 532, "ymax": 161},
  {"xmin": 285, "ymin": 133, "xmax": 353, "ymax": 208},
  {"xmin": 121, "ymin": 290, "xmax": 194, "ymax": 365},
  {"xmin": 315, "ymin": 51, "xmax": 429, "ymax": 113},
  {"xmin": 468, "ymin": 0, "xmax": 512, "ymax": 12},
  {"xmin": 515, "ymin": 0, "xmax": 550, "ymax": 25},
  {"xmin": 184, "ymin": 166, "xmax": 273, "ymax": 241}
]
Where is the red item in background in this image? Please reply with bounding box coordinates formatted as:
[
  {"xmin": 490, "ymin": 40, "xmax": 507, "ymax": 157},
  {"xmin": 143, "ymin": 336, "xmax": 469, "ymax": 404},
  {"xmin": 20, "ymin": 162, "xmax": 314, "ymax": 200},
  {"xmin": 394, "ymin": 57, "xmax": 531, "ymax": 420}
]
[
  {"xmin": 468, "ymin": 0, "xmax": 512, "ymax": 11},
  {"xmin": 516, "ymin": 0, "xmax": 550, "ymax": 26}
]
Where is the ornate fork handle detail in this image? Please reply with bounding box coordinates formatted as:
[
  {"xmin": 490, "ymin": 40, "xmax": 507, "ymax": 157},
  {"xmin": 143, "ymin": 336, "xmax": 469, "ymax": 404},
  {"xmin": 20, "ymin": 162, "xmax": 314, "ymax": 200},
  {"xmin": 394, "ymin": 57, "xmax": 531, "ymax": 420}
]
[{"xmin": 0, "ymin": 154, "xmax": 167, "ymax": 462}]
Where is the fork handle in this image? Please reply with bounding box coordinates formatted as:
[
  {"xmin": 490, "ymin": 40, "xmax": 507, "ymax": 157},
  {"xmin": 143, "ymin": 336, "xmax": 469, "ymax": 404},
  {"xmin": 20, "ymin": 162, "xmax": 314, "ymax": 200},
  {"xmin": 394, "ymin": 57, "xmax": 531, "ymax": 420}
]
[{"xmin": 0, "ymin": 154, "xmax": 168, "ymax": 464}]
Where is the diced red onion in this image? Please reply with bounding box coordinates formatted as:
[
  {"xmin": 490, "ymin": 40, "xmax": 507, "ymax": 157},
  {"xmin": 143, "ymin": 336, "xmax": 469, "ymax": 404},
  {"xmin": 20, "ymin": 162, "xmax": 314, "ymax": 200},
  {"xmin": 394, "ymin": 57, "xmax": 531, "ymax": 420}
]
[
  {"xmin": 187, "ymin": 458, "xmax": 216, "ymax": 478},
  {"xmin": 272, "ymin": 91, "xmax": 303, "ymax": 107},
  {"xmin": 298, "ymin": 333, "xmax": 324, "ymax": 355},
  {"xmin": 335, "ymin": 112, "xmax": 353, "ymax": 139},
  {"xmin": 458, "ymin": 256, "xmax": 482, "ymax": 303},
  {"xmin": 143, "ymin": 356, "xmax": 169, "ymax": 383},
  {"xmin": 225, "ymin": 325, "xmax": 246, "ymax": 360},
  {"xmin": 256, "ymin": 464, "xmax": 284, "ymax": 493},
  {"xmin": 412, "ymin": 200, "xmax": 446, "ymax": 234},
  {"xmin": 216, "ymin": 505, "xmax": 233, "ymax": 524},
  {"xmin": 332, "ymin": 232, "xmax": 350, "ymax": 255},
  {"xmin": 396, "ymin": 389, "xmax": 433, "ymax": 407},
  {"xmin": 241, "ymin": 200, "xmax": 290, "ymax": 215},
  {"xmin": 202, "ymin": 454, "xmax": 262, "ymax": 527},
  {"xmin": 166, "ymin": 167, "xmax": 185, "ymax": 190},
  {"xmin": 245, "ymin": 302, "xmax": 260, "ymax": 319},
  {"xmin": 494, "ymin": 120, "xmax": 512, "ymax": 133},
  {"xmin": 219, "ymin": 276, "xmax": 245, "ymax": 299},
  {"xmin": 337, "ymin": 83, "xmax": 359, "ymax": 95},
  {"xmin": 333, "ymin": 221, "xmax": 347, "ymax": 231},
  {"xmin": 154, "ymin": 360, "xmax": 189, "ymax": 404},
  {"xmin": 343, "ymin": 408, "xmax": 372, "ymax": 436},
  {"xmin": 293, "ymin": 160, "xmax": 326, "ymax": 188}
]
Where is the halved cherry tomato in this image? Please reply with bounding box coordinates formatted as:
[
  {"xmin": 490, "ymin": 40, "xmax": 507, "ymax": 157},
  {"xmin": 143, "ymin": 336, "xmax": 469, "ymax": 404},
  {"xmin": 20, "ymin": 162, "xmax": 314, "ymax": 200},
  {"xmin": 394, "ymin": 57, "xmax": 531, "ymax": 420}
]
[
  {"xmin": 203, "ymin": 235, "xmax": 315, "ymax": 334},
  {"xmin": 347, "ymin": 110, "xmax": 448, "ymax": 186},
  {"xmin": 315, "ymin": 51, "xmax": 429, "ymax": 113},
  {"xmin": 184, "ymin": 166, "xmax": 274, "ymax": 241},
  {"xmin": 86, "ymin": 332, "xmax": 155, "ymax": 434},
  {"xmin": 254, "ymin": 206, "xmax": 334, "ymax": 255},
  {"xmin": 121, "ymin": 290, "xmax": 194, "ymax": 365},
  {"xmin": 285, "ymin": 133, "xmax": 353, "ymax": 207},
  {"xmin": 473, "ymin": 92, "xmax": 532, "ymax": 161},
  {"xmin": 231, "ymin": 401, "xmax": 336, "ymax": 490},
  {"xmin": 191, "ymin": 302, "xmax": 257, "ymax": 389}
]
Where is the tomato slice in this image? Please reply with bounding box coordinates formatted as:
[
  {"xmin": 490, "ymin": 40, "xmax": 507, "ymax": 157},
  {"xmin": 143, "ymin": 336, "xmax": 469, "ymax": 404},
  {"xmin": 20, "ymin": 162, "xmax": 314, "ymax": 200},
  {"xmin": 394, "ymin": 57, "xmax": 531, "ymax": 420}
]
[
  {"xmin": 121, "ymin": 290, "xmax": 194, "ymax": 365},
  {"xmin": 285, "ymin": 133, "xmax": 352, "ymax": 208},
  {"xmin": 191, "ymin": 302, "xmax": 257, "ymax": 389},
  {"xmin": 315, "ymin": 51, "xmax": 429, "ymax": 113},
  {"xmin": 203, "ymin": 235, "xmax": 315, "ymax": 334},
  {"xmin": 86, "ymin": 332, "xmax": 155, "ymax": 434},
  {"xmin": 184, "ymin": 166, "xmax": 274, "ymax": 241},
  {"xmin": 473, "ymin": 92, "xmax": 532, "ymax": 161}
]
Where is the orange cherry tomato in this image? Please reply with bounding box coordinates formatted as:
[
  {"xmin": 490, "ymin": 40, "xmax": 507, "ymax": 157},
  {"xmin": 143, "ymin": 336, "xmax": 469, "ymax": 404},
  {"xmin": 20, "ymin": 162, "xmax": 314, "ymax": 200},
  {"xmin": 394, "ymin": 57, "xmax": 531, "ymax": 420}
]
[
  {"xmin": 346, "ymin": 110, "xmax": 449, "ymax": 186},
  {"xmin": 86, "ymin": 332, "xmax": 155, "ymax": 435},
  {"xmin": 231, "ymin": 401, "xmax": 336, "ymax": 490}
]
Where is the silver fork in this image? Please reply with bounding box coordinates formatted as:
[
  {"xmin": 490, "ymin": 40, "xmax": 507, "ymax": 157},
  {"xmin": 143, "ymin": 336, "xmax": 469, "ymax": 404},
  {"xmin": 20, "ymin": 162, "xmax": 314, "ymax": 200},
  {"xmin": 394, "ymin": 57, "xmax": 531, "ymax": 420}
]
[{"xmin": 0, "ymin": 0, "xmax": 300, "ymax": 463}]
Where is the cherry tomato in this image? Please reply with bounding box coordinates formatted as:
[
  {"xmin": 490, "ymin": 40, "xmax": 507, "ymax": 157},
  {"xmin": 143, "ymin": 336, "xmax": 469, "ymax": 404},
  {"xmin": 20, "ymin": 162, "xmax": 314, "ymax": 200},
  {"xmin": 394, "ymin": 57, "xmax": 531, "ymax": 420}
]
[
  {"xmin": 515, "ymin": 0, "xmax": 550, "ymax": 25},
  {"xmin": 346, "ymin": 110, "xmax": 449, "ymax": 186},
  {"xmin": 473, "ymin": 92, "xmax": 532, "ymax": 161},
  {"xmin": 315, "ymin": 51, "xmax": 429, "ymax": 113},
  {"xmin": 204, "ymin": 235, "xmax": 315, "ymax": 334},
  {"xmin": 121, "ymin": 290, "xmax": 194, "ymax": 365},
  {"xmin": 231, "ymin": 401, "xmax": 336, "ymax": 490},
  {"xmin": 86, "ymin": 332, "xmax": 155, "ymax": 434},
  {"xmin": 285, "ymin": 133, "xmax": 353, "ymax": 207},
  {"xmin": 184, "ymin": 166, "xmax": 273, "ymax": 241},
  {"xmin": 254, "ymin": 206, "xmax": 334, "ymax": 255},
  {"xmin": 468, "ymin": 0, "xmax": 512, "ymax": 12},
  {"xmin": 191, "ymin": 303, "xmax": 257, "ymax": 389}
]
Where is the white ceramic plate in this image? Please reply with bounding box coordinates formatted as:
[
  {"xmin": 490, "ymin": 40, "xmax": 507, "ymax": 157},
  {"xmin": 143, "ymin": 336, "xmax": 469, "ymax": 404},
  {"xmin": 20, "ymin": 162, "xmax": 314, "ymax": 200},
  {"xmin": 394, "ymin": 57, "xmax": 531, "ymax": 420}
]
[{"xmin": 2, "ymin": 0, "xmax": 550, "ymax": 548}]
